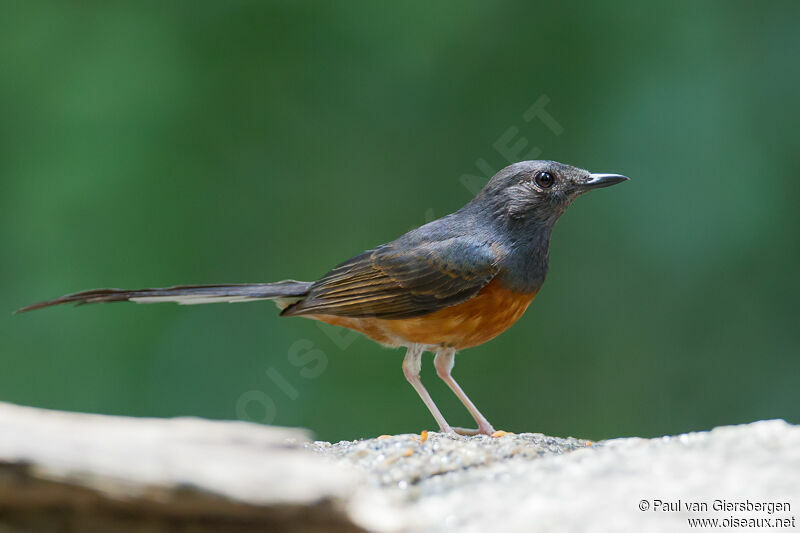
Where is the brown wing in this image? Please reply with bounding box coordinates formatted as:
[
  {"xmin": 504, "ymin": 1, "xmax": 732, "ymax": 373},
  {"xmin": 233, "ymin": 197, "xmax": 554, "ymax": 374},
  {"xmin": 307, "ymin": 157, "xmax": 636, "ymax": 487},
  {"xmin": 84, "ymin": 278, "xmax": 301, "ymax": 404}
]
[{"xmin": 282, "ymin": 238, "xmax": 499, "ymax": 319}]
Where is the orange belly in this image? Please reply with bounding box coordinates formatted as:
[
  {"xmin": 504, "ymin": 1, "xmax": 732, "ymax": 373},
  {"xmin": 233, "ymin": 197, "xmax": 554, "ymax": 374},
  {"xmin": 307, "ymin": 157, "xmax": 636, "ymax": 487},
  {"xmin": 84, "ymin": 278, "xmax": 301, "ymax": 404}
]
[{"xmin": 309, "ymin": 280, "xmax": 537, "ymax": 350}]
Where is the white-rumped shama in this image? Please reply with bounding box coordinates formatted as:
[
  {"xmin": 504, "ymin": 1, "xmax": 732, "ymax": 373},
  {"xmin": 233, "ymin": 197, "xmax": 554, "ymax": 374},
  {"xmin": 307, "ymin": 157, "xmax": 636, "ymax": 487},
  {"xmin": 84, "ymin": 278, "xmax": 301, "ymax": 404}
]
[{"xmin": 18, "ymin": 160, "xmax": 628, "ymax": 435}]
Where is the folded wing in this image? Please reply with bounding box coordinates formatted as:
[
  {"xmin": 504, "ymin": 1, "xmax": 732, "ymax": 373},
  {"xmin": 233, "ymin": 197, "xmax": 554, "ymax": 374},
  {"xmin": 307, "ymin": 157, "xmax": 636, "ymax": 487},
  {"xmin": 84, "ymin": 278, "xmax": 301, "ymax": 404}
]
[{"xmin": 282, "ymin": 238, "xmax": 499, "ymax": 319}]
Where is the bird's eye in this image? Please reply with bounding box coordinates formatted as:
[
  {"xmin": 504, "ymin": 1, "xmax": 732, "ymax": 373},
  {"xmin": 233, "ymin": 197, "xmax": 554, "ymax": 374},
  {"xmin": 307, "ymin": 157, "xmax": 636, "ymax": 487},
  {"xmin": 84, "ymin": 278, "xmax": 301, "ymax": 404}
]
[{"xmin": 534, "ymin": 171, "xmax": 554, "ymax": 189}]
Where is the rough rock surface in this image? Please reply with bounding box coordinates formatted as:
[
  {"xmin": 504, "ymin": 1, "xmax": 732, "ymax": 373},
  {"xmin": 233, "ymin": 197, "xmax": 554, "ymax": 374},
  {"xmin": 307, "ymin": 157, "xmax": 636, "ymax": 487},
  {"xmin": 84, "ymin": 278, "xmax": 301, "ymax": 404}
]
[
  {"xmin": 314, "ymin": 425, "xmax": 799, "ymax": 532},
  {"xmin": 0, "ymin": 402, "xmax": 797, "ymax": 532}
]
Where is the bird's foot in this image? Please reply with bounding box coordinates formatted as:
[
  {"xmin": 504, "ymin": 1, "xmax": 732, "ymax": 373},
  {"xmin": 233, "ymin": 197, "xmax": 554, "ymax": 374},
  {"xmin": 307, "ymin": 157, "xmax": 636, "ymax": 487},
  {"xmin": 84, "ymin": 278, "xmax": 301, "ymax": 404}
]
[
  {"xmin": 437, "ymin": 423, "xmax": 455, "ymax": 434},
  {"xmin": 451, "ymin": 423, "xmax": 496, "ymax": 436}
]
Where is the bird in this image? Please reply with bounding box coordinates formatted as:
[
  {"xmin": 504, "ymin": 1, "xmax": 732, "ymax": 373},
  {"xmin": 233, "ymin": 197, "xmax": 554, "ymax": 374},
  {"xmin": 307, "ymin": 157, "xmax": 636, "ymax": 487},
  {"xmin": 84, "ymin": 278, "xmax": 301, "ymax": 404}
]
[{"xmin": 17, "ymin": 160, "xmax": 628, "ymax": 435}]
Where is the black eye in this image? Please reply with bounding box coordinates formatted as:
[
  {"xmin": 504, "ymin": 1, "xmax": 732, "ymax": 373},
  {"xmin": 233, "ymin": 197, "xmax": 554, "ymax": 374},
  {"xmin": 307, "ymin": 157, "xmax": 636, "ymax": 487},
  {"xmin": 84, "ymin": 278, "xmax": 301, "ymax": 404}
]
[{"xmin": 534, "ymin": 171, "xmax": 554, "ymax": 189}]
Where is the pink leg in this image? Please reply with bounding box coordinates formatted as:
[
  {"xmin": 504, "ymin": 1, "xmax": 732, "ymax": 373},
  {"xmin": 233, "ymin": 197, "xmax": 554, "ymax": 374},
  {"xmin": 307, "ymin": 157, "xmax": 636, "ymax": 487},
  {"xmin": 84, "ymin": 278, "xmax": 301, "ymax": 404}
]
[
  {"xmin": 402, "ymin": 345, "xmax": 454, "ymax": 434},
  {"xmin": 434, "ymin": 348, "xmax": 495, "ymax": 435}
]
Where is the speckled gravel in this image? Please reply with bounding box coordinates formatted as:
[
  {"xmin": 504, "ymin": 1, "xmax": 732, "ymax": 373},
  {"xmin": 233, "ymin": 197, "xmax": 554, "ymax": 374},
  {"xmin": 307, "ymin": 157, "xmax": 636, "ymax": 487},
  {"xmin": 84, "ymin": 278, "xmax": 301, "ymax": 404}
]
[
  {"xmin": 305, "ymin": 422, "xmax": 800, "ymax": 533},
  {"xmin": 307, "ymin": 431, "xmax": 591, "ymax": 489}
]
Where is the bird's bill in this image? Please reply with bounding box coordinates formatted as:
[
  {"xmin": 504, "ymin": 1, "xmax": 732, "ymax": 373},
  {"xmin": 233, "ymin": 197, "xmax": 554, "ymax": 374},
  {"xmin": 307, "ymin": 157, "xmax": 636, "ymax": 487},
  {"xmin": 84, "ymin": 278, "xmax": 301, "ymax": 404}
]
[{"xmin": 581, "ymin": 173, "xmax": 629, "ymax": 190}]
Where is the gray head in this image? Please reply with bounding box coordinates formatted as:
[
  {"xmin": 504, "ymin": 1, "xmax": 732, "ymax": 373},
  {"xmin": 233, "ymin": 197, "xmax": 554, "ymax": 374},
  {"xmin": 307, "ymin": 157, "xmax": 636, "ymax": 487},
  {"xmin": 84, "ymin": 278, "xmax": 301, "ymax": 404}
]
[
  {"xmin": 471, "ymin": 160, "xmax": 628, "ymax": 226},
  {"xmin": 465, "ymin": 160, "xmax": 628, "ymax": 293}
]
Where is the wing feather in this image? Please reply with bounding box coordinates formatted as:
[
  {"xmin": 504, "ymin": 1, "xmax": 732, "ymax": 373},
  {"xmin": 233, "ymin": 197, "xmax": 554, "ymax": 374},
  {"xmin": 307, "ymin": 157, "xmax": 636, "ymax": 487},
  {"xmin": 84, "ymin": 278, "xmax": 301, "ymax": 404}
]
[{"xmin": 283, "ymin": 238, "xmax": 499, "ymax": 319}]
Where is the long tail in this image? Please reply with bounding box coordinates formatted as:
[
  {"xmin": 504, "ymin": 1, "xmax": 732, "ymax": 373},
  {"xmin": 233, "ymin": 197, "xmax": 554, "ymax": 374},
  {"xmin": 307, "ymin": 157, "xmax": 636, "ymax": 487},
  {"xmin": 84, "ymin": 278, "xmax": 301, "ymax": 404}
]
[{"xmin": 15, "ymin": 280, "xmax": 313, "ymax": 314}]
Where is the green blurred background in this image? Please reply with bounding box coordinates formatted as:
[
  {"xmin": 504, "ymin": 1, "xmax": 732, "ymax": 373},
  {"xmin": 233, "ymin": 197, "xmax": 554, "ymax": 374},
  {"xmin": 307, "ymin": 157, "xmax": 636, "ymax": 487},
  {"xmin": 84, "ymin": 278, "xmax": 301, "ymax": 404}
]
[{"xmin": 1, "ymin": 1, "xmax": 798, "ymax": 442}]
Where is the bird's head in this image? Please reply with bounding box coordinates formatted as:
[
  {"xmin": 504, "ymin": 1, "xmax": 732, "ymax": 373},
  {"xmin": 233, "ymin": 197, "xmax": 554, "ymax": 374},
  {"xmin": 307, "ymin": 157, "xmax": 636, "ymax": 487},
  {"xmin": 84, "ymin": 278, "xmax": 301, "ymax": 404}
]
[{"xmin": 474, "ymin": 160, "xmax": 628, "ymax": 226}]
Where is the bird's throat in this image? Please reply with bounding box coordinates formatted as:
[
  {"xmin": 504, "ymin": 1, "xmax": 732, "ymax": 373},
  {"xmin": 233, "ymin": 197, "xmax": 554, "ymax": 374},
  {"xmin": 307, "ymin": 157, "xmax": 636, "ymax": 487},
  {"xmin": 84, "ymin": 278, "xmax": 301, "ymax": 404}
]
[{"xmin": 496, "ymin": 226, "xmax": 551, "ymax": 294}]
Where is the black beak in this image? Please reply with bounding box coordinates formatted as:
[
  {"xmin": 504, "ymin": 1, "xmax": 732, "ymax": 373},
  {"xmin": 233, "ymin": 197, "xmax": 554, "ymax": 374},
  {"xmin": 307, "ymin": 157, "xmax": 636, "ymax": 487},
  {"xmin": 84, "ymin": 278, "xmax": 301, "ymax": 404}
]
[{"xmin": 582, "ymin": 173, "xmax": 629, "ymax": 190}]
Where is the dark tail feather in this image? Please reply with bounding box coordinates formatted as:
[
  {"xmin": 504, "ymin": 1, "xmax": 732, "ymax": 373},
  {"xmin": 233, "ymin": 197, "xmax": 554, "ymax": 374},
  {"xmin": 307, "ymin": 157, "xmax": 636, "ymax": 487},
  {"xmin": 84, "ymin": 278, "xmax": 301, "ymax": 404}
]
[{"xmin": 15, "ymin": 280, "xmax": 313, "ymax": 314}]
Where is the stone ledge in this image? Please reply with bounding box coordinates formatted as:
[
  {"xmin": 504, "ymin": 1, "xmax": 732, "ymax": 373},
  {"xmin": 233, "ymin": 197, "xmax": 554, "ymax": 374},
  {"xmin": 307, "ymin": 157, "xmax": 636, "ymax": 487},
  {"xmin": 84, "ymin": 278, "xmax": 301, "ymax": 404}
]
[{"xmin": 0, "ymin": 402, "xmax": 797, "ymax": 532}]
